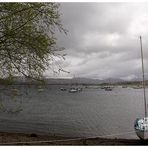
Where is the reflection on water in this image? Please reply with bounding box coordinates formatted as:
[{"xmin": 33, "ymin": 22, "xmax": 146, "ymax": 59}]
[{"xmin": 0, "ymin": 85, "xmax": 146, "ymax": 139}]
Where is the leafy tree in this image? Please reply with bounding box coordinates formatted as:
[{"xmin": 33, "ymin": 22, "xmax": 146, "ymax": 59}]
[{"xmin": 0, "ymin": 3, "xmax": 66, "ymax": 81}]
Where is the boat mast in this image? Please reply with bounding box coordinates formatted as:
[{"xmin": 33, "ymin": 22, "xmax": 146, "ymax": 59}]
[{"xmin": 139, "ymin": 36, "xmax": 147, "ymax": 117}]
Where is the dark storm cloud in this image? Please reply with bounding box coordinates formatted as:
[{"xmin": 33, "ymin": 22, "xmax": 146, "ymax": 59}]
[{"xmin": 45, "ymin": 3, "xmax": 148, "ymax": 80}]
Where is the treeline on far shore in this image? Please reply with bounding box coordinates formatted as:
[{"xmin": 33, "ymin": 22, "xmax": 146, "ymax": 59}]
[
  {"xmin": 116, "ymin": 81, "xmax": 146, "ymax": 86},
  {"xmin": 0, "ymin": 76, "xmax": 147, "ymax": 86}
]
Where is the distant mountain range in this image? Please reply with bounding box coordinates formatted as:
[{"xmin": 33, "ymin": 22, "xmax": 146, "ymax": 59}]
[{"xmin": 12, "ymin": 77, "xmax": 125, "ymax": 85}]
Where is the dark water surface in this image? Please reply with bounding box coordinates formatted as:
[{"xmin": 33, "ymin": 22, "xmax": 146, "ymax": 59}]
[{"xmin": 0, "ymin": 85, "xmax": 145, "ymax": 139}]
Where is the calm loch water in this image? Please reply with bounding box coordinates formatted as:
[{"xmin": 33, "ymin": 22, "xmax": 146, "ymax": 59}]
[{"xmin": 0, "ymin": 85, "xmax": 146, "ymax": 139}]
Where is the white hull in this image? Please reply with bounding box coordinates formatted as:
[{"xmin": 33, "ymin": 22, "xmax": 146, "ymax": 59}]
[
  {"xmin": 134, "ymin": 117, "xmax": 148, "ymax": 140},
  {"xmin": 69, "ymin": 89, "xmax": 78, "ymax": 93}
]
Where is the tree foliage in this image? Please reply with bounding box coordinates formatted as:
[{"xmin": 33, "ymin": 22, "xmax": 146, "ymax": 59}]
[{"xmin": 0, "ymin": 3, "xmax": 66, "ymax": 80}]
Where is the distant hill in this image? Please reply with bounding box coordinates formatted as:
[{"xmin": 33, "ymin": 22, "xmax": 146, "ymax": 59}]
[
  {"xmin": 45, "ymin": 77, "xmax": 125, "ymax": 85},
  {"xmin": 11, "ymin": 77, "xmax": 125, "ymax": 85},
  {"xmin": 101, "ymin": 78, "xmax": 125, "ymax": 84}
]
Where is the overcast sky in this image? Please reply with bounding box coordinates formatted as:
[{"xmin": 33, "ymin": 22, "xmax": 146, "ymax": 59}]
[{"xmin": 45, "ymin": 3, "xmax": 148, "ymax": 80}]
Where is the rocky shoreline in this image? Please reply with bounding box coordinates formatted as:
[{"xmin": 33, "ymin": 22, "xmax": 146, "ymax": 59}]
[{"xmin": 0, "ymin": 132, "xmax": 148, "ymax": 145}]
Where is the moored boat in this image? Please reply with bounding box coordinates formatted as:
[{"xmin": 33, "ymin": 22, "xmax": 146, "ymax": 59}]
[
  {"xmin": 134, "ymin": 36, "xmax": 148, "ymax": 140},
  {"xmin": 69, "ymin": 88, "xmax": 78, "ymax": 93},
  {"xmin": 60, "ymin": 88, "xmax": 67, "ymax": 91},
  {"xmin": 135, "ymin": 118, "xmax": 148, "ymax": 140},
  {"xmin": 105, "ymin": 87, "xmax": 112, "ymax": 91}
]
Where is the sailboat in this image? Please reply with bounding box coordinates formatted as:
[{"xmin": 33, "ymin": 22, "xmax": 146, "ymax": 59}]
[{"xmin": 134, "ymin": 36, "xmax": 148, "ymax": 140}]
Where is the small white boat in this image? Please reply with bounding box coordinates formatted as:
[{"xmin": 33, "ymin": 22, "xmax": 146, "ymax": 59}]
[
  {"xmin": 77, "ymin": 88, "xmax": 82, "ymax": 91},
  {"xmin": 105, "ymin": 87, "xmax": 112, "ymax": 91},
  {"xmin": 69, "ymin": 88, "xmax": 78, "ymax": 93},
  {"xmin": 133, "ymin": 86, "xmax": 142, "ymax": 89},
  {"xmin": 135, "ymin": 118, "xmax": 148, "ymax": 140},
  {"xmin": 38, "ymin": 88, "xmax": 44, "ymax": 92},
  {"xmin": 122, "ymin": 86, "xmax": 127, "ymax": 88},
  {"xmin": 101, "ymin": 86, "xmax": 105, "ymax": 89},
  {"xmin": 60, "ymin": 88, "xmax": 67, "ymax": 91}
]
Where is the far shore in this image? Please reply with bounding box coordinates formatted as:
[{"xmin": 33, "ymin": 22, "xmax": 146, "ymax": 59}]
[{"xmin": 0, "ymin": 132, "xmax": 148, "ymax": 145}]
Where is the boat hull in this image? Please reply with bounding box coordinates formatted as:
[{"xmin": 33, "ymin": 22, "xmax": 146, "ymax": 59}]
[
  {"xmin": 135, "ymin": 129, "xmax": 148, "ymax": 140},
  {"xmin": 134, "ymin": 117, "xmax": 148, "ymax": 140}
]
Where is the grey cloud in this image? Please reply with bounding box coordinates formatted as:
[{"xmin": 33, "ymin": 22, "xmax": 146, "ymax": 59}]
[{"xmin": 48, "ymin": 3, "xmax": 148, "ymax": 79}]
